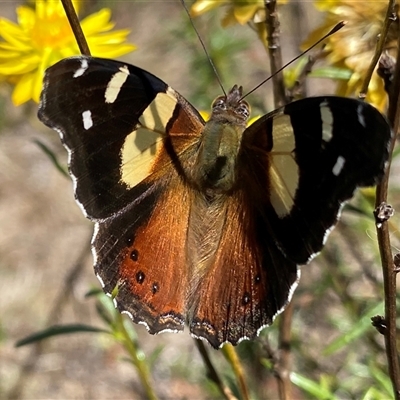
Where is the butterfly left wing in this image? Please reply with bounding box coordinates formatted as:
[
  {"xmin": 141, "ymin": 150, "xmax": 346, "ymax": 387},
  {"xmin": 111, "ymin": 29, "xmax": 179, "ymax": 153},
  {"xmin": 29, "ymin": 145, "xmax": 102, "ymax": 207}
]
[{"xmin": 38, "ymin": 56, "xmax": 205, "ymax": 334}]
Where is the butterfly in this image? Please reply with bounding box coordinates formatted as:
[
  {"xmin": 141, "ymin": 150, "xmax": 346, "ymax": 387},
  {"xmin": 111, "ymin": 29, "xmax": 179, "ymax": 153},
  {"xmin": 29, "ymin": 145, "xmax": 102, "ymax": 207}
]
[{"xmin": 38, "ymin": 55, "xmax": 391, "ymax": 348}]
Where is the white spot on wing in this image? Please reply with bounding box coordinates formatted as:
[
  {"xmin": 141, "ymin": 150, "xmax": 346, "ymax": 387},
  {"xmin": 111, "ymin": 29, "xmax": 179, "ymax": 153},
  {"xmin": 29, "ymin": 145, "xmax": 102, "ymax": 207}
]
[
  {"xmin": 357, "ymin": 103, "xmax": 366, "ymax": 127},
  {"xmin": 73, "ymin": 58, "xmax": 89, "ymax": 78},
  {"xmin": 332, "ymin": 155, "xmax": 345, "ymax": 176},
  {"xmin": 320, "ymin": 100, "xmax": 333, "ymax": 142},
  {"xmin": 96, "ymin": 272, "xmax": 105, "ymax": 288},
  {"xmin": 82, "ymin": 110, "xmax": 93, "ymax": 130},
  {"xmin": 91, "ymin": 223, "xmax": 100, "ymax": 264},
  {"xmin": 104, "ymin": 65, "xmax": 130, "ymax": 104},
  {"xmin": 121, "ymin": 310, "xmax": 133, "ymax": 319},
  {"xmin": 121, "ymin": 311, "xmax": 182, "ymax": 334}
]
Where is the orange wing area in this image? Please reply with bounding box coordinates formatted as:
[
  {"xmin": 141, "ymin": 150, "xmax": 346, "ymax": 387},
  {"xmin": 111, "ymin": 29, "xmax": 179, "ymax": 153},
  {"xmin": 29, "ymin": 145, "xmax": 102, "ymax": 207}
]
[{"xmin": 188, "ymin": 189, "xmax": 299, "ymax": 348}]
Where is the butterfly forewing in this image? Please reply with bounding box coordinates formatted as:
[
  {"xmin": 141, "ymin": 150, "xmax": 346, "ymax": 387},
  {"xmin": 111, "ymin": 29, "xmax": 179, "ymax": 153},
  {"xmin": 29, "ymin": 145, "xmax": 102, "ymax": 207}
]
[{"xmin": 38, "ymin": 56, "xmax": 204, "ymax": 220}]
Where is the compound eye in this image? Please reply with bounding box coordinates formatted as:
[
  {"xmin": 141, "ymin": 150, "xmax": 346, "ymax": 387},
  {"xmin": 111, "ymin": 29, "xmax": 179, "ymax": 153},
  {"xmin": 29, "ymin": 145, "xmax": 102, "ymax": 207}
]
[
  {"xmin": 237, "ymin": 103, "xmax": 250, "ymax": 118},
  {"xmin": 212, "ymin": 98, "xmax": 227, "ymax": 111}
]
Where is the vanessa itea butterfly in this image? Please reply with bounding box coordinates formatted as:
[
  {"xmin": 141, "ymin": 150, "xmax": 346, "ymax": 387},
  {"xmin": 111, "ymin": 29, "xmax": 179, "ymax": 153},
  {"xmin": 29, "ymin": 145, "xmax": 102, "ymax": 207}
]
[{"xmin": 38, "ymin": 56, "xmax": 391, "ymax": 348}]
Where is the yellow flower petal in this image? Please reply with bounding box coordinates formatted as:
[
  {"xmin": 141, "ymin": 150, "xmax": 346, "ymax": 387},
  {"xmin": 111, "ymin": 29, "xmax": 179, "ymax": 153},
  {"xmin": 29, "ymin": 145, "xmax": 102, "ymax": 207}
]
[
  {"xmin": 17, "ymin": 6, "xmax": 36, "ymax": 32},
  {"xmin": 0, "ymin": 19, "xmax": 29, "ymax": 48},
  {"xmin": 12, "ymin": 72, "xmax": 35, "ymax": 105},
  {"xmin": 303, "ymin": 0, "xmax": 396, "ymax": 111},
  {"xmin": 233, "ymin": 4, "xmax": 260, "ymax": 25},
  {"xmin": 81, "ymin": 9, "xmax": 115, "ymax": 35},
  {"xmin": 90, "ymin": 43, "xmax": 137, "ymax": 59},
  {"xmin": 0, "ymin": 54, "xmax": 41, "ymax": 75},
  {"xmin": 191, "ymin": 1, "xmax": 228, "ymax": 17}
]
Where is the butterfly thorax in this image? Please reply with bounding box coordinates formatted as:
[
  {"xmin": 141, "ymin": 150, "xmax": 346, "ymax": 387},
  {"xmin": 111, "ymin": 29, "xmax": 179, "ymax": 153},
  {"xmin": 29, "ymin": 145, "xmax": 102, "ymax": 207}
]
[{"xmin": 192, "ymin": 85, "xmax": 250, "ymax": 193}]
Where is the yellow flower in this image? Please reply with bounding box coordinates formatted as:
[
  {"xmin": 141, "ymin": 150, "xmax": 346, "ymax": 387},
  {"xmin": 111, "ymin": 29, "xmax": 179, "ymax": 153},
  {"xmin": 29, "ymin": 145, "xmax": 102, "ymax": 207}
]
[
  {"xmin": 0, "ymin": 1, "xmax": 136, "ymax": 105},
  {"xmin": 191, "ymin": 0, "xmax": 289, "ymax": 61},
  {"xmin": 304, "ymin": 0, "xmax": 398, "ymax": 111},
  {"xmin": 191, "ymin": 0, "xmax": 287, "ymax": 27}
]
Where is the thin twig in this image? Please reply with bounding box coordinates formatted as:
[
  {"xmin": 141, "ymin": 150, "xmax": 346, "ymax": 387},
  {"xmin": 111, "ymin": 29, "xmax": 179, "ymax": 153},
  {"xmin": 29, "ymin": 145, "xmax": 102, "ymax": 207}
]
[
  {"xmin": 277, "ymin": 302, "xmax": 293, "ymax": 400},
  {"xmin": 222, "ymin": 344, "xmax": 250, "ymax": 400},
  {"xmin": 359, "ymin": 0, "xmax": 397, "ymax": 98},
  {"xmin": 60, "ymin": 0, "xmax": 91, "ymax": 56},
  {"xmin": 195, "ymin": 340, "xmax": 238, "ymax": 400},
  {"xmin": 263, "ymin": 2, "xmax": 292, "ymax": 399},
  {"xmin": 375, "ymin": 9, "xmax": 400, "ymax": 398},
  {"xmin": 264, "ymin": 0, "xmax": 287, "ymax": 107}
]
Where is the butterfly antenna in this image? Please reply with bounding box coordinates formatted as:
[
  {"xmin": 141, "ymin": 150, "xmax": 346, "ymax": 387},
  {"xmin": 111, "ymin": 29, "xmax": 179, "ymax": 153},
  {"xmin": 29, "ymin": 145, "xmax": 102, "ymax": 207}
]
[
  {"xmin": 241, "ymin": 21, "xmax": 346, "ymax": 100},
  {"xmin": 180, "ymin": 0, "xmax": 227, "ymax": 97}
]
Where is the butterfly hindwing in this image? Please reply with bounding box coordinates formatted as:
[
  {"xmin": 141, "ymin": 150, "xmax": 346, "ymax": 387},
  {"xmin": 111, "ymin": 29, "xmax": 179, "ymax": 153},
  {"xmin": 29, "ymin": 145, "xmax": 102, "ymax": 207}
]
[
  {"xmin": 243, "ymin": 96, "xmax": 391, "ymax": 264},
  {"xmin": 93, "ymin": 168, "xmax": 193, "ymax": 334},
  {"xmin": 189, "ymin": 189, "xmax": 299, "ymax": 348}
]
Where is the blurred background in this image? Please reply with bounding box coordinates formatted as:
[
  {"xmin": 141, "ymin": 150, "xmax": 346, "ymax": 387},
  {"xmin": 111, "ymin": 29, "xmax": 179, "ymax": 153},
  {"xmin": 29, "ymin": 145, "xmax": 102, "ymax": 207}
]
[{"xmin": 0, "ymin": 1, "xmax": 398, "ymax": 399}]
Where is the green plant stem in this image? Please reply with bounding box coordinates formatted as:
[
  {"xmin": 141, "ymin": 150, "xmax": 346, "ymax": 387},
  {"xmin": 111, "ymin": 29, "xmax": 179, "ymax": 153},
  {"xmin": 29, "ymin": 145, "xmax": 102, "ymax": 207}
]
[
  {"xmin": 116, "ymin": 314, "xmax": 158, "ymax": 400},
  {"xmin": 222, "ymin": 344, "xmax": 250, "ymax": 400},
  {"xmin": 277, "ymin": 301, "xmax": 293, "ymax": 400},
  {"xmin": 374, "ymin": 3, "xmax": 400, "ymax": 398},
  {"xmin": 60, "ymin": 0, "xmax": 91, "ymax": 55},
  {"xmin": 195, "ymin": 340, "xmax": 238, "ymax": 400}
]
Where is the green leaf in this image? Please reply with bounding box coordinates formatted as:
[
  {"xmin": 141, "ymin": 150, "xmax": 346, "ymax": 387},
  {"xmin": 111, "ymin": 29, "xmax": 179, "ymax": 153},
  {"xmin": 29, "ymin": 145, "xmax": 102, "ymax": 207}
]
[
  {"xmin": 360, "ymin": 386, "xmax": 392, "ymax": 400},
  {"xmin": 33, "ymin": 139, "xmax": 69, "ymax": 177},
  {"xmin": 85, "ymin": 287, "xmax": 104, "ymax": 298},
  {"xmin": 291, "ymin": 372, "xmax": 337, "ymax": 400},
  {"xmin": 95, "ymin": 300, "xmax": 114, "ymax": 326},
  {"xmin": 369, "ymin": 362, "xmax": 393, "ymax": 396},
  {"xmin": 309, "ymin": 66, "xmax": 353, "ymax": 80},
  {"xmin": 324, "ymin": 302, "xmax": 383, "ymax": 355},
  {"xmin": 15, "ymin": 324, "xmax": 110, "ymax": 347}
]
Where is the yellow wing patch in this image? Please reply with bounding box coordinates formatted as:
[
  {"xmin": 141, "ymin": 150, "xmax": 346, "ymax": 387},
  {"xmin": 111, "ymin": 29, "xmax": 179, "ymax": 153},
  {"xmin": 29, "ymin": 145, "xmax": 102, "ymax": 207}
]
[
  {"xmin": 119, "ymin": 88, "xmax": 181, "ymax": 189},
  {"xmin": 269, "ymin": 114, "xmax": 299, "ymax": 217}
]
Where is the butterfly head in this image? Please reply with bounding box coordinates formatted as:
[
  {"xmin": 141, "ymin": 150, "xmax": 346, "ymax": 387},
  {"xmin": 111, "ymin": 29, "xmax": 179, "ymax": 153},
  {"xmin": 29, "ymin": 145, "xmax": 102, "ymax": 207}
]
[{"xmin": 210, "ymin": 85, "xmax": 250, "ymax": 127}]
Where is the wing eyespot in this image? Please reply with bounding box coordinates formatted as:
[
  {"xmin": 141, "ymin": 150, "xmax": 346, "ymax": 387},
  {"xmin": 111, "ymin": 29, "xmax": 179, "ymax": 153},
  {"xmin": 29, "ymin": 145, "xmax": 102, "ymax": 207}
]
[{"xmin": 135, "ymin": 270, "xmax": 145, "ymax": 284}]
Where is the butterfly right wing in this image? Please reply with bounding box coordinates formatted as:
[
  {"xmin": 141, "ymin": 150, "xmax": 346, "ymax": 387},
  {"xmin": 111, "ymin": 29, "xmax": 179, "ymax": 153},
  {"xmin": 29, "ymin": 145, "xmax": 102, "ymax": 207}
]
[
  {"xmin": 188, "ymin": 96, "xmax": 391, "ymax": 348},
  {"xmin": 243, "ymin": 96, "xmax": 391, "ymax": 264}
]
